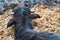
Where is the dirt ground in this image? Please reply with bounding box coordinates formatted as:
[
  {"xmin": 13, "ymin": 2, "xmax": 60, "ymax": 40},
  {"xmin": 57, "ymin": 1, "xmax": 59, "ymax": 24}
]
[{"xmin": 0, "ymin": 4, "xmax": 60, "ymax": 40}]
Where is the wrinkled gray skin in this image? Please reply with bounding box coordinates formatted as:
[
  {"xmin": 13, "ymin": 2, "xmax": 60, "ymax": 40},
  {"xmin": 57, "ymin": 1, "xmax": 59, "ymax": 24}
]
[{"xmin": 7, "ymin": 6, "xmax": 60, "ymax": 40}]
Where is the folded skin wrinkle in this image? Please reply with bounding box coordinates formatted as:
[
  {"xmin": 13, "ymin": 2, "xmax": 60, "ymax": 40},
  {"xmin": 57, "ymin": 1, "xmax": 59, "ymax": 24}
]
[{"xmin": 7, "ymin": 6, "xmax": 60, "ymax": 40}]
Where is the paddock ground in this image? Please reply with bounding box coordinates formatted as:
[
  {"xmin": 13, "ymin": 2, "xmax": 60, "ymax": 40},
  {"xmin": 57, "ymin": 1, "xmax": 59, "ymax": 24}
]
[{"xmin": 0, "ymin": 4, "xmax": 60, "ymax": 40}]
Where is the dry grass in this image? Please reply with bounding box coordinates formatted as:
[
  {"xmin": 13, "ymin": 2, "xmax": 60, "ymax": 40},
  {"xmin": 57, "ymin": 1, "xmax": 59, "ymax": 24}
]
[
  {"xmin": 0, "ymin": 4, "xmax": 60, "ymax": 40},
  {"xmin": 0, "ymin": 9, "xmax": 14, "ymax": 40},
  {"xmin": 31, "ymin": 4, "xmax": 60, "ymax": 33}
]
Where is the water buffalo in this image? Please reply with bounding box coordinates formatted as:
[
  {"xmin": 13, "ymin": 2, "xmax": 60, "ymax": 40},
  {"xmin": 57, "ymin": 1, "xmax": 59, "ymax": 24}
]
[{"xmin": 7, "ymin": 6, "xmax": 60, "ymax": 40}]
